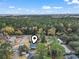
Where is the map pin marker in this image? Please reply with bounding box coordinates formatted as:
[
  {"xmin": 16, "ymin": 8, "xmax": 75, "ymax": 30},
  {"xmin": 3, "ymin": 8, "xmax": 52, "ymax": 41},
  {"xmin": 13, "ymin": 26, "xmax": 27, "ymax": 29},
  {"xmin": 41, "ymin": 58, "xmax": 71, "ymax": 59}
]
[{"xmin": 31, "ymin": 35, "xmax": 38, "ymax": 44}]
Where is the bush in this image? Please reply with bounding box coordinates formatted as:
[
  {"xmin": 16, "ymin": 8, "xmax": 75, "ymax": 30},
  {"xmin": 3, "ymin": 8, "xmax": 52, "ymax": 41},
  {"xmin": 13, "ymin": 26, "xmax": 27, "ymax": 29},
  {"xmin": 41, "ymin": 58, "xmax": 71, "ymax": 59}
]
[
  {"xmin": 75, "ymin": 47, "xmax": 79, "ymax": 52},
  {"xmin": 1, "ymin": 26, "xmax": 15, "ymax": 35},
  {"xmin": 47, "ymin": 27, "xmax": 56, "ymax": 36},
  {"xmin": 69, "ymin": 41, "xmax": 79, "ymax": 47}
]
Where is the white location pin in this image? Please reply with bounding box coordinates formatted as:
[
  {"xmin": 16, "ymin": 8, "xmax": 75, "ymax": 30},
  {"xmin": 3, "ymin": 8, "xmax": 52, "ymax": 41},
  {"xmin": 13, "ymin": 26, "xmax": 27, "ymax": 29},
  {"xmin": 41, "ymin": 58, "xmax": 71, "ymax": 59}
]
[{"xmin": 31, "ymin": 35, "xmax": 38, "ymax": 44}]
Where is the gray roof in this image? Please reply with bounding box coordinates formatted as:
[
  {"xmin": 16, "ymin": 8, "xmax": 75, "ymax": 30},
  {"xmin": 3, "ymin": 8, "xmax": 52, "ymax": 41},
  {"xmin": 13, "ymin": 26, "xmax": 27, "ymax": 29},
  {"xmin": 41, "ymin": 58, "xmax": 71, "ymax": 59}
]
[{"xmin": 30, "ymin": 43, "xmax": 36, "ymax": 49}]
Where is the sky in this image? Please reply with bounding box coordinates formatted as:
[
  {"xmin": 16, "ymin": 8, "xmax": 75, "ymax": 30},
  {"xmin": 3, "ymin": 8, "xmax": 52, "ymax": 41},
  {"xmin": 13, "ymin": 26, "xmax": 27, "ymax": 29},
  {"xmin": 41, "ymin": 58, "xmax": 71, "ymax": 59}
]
[{"xmin": 0, "ymin": 0, "xmax": 79, "ymax": 14}]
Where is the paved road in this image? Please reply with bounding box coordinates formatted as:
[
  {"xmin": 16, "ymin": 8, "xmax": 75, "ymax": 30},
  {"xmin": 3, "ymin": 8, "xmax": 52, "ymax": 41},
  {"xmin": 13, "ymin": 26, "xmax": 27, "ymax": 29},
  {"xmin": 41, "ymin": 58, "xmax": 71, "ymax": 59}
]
[
  {"xmin": 13, "ymin": 49, "xmax": 27, "ymax": 59},
  {"xmin": 13, "ymin": 50, "xmax": 19, "ymax": 59},
  {"xmin": 28, "ymin": 50, "xmax": 36, "ymax": 59},
  {"xmin": 57, "ymin": 38, "xmax": 79, "ymax": 59},
  {"xmin": 64, "ymin": 54, "xmax": 79, "ymax": 59}
]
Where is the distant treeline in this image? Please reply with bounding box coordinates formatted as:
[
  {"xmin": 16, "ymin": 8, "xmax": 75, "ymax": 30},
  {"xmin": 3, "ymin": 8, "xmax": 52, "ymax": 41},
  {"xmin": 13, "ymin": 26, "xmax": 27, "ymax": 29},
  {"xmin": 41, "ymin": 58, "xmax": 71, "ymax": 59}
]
[{"xmin": 0, "ymin": 16, "xmax": 79, "ymax": 28}]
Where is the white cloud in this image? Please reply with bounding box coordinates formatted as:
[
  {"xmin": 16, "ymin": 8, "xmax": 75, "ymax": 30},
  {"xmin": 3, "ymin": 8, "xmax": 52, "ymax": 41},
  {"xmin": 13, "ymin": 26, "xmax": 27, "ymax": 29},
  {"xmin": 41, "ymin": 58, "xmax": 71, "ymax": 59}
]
[
  {"xmin": 42, "ymin": 5, "xmax": 63, "ymax": 10},
  {"xmin": 64, "ymin": 0, "xmax": 79, "ymax": 4},
  {"xmin": 9, "ymin": 6, "xmax": 15, "ymax": 8},
  {"xmin": 64, "ymin": 0, "xmax": 69, "ymax": 2},
  {"xmin": 53, "ymin": 6, "xmax": 63, "ymax": 9},
  {"xmin": 25, "ymin": 9, "xmax": 29, "ymax": 12},
  {"xmin": 42, "ymin": 5, "xmax": 51, "ymax": 9},
  {"xmin": 17, "ymin": 8, "xmax": 22, "ymax": 10},
  {"xmin": 41, "ymin": 10, "xmax": 54, "ymax": 14},
  {"xmin": 2, "ymin": 6, "xmax": 63, "ymax": 14}
]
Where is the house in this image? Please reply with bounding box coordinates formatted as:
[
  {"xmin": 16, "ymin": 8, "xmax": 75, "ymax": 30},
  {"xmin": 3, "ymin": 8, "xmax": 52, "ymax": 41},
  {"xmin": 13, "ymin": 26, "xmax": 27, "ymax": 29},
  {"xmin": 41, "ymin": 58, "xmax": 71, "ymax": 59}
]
[{"xmin": 30, "ymin": 43, "xmax": 37, "ymax": 50}]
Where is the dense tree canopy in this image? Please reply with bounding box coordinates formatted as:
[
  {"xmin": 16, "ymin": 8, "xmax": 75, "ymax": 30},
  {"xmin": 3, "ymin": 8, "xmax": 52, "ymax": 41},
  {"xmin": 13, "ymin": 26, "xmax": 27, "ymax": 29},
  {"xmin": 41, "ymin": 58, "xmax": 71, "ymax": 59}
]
[{"xmin": 0, "ymin": 15, "xmax": 79, "ymax": 54}]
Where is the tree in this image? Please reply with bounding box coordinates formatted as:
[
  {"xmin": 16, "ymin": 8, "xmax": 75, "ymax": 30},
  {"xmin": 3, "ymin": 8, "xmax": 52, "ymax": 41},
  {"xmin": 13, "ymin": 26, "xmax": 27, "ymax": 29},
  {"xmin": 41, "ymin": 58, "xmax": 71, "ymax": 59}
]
[
  {"xmin": 18, "ymin": 45, "xmax": 29, "ymax": 56},
  {"xmin": 37, "ymin": 28, "xmax": 43, "ymax": 34},
  {"xmin": 40, "ymin": 31, "xmax": 46, "ymax": 43},
  {"xmin": 32, "ymin": 26, "xmax": 38, "ymax": 35},
  {"xmin": 50, "ymin": 37, "xmax": 65, "ymax": 59},
  {"xmin": 0, "ymin": 39, "xmax": 13, "ymax": 59},
  {"xmin": 55, "ymin": 23, "xmax": 65, "ymax": 32},
  {"xmin": 47, "ymin": 27, "xmax": 56, "ymax": 36},
  {"xmin": 15, "ymin": 29, "xmax": 23, "ymax": 35},
  {"xmin": 36, "ymin": 43, "xmax": 46, "ymax": 59},
  {"xmin": 69, "ymin": 41, "xmax": 79, "ymax": 48},
  {"xmin": 1, "ymin": 26, "xmax": 14, "ymax": 35}
]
